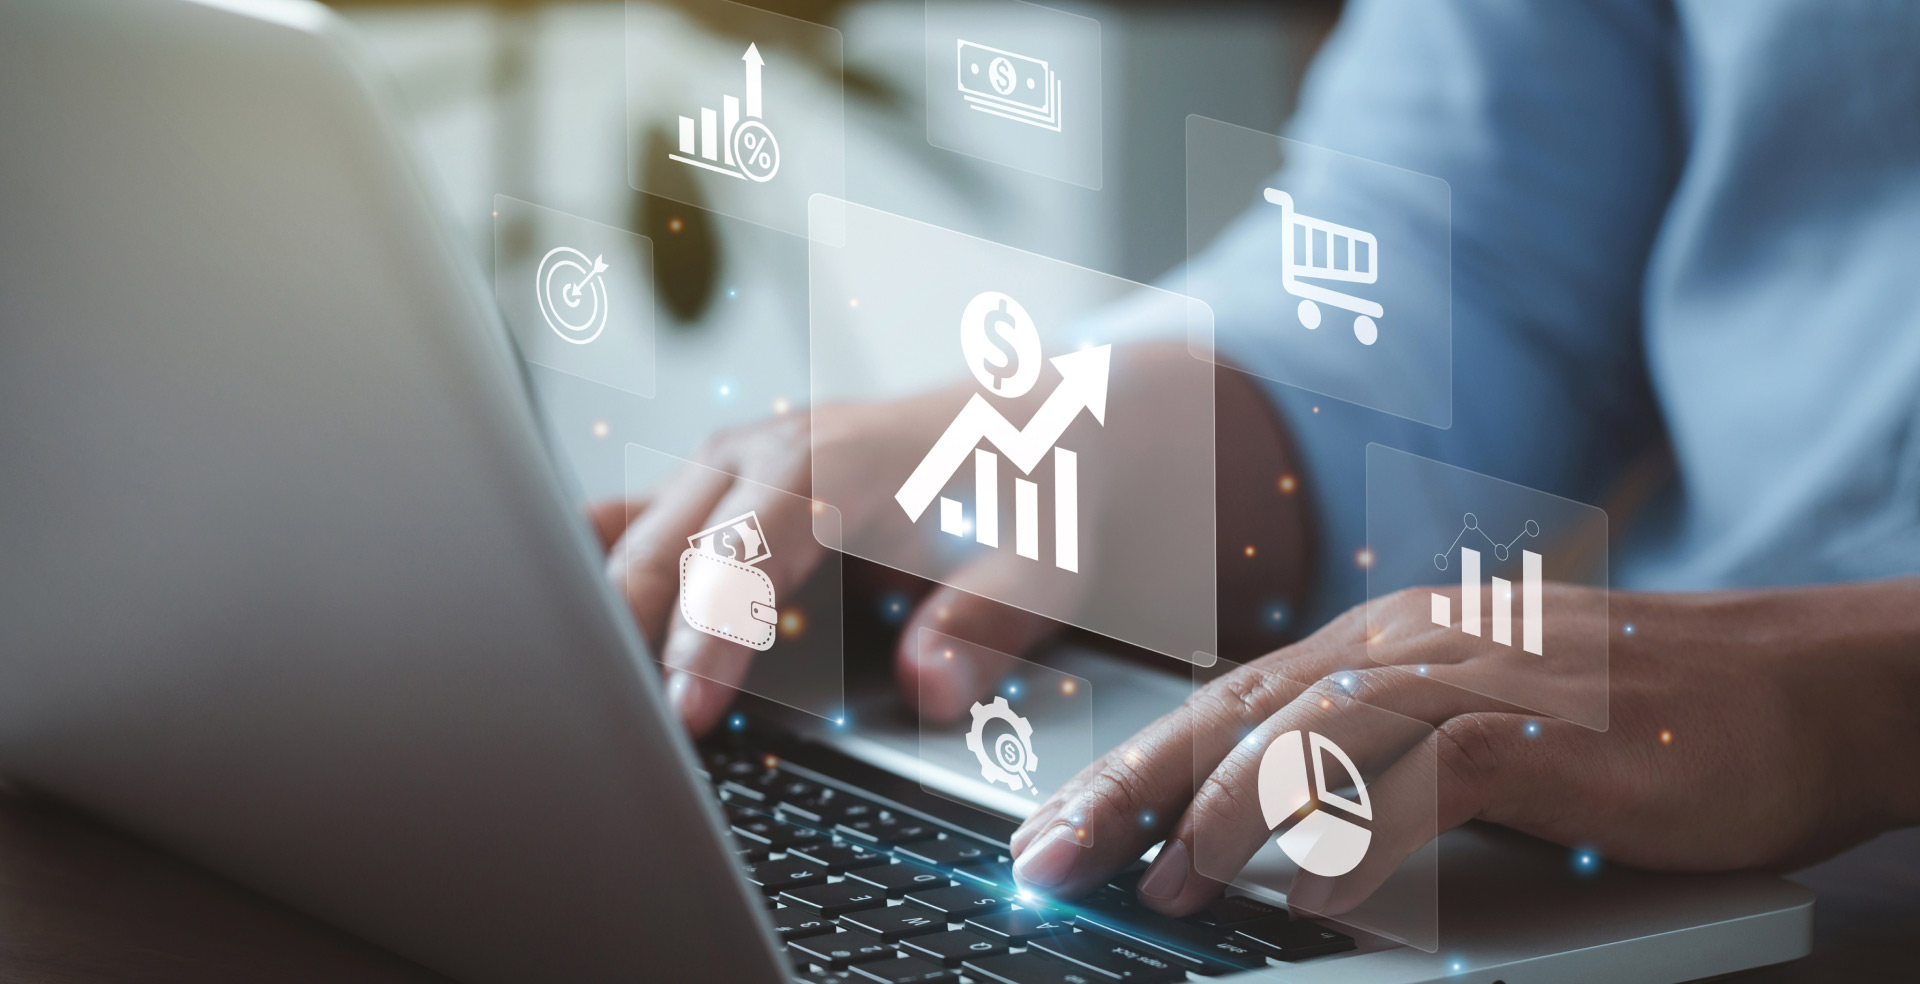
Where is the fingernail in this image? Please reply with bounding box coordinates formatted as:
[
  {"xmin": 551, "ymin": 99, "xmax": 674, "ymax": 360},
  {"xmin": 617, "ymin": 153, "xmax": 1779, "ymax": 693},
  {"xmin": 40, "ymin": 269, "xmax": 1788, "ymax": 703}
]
[
  {"xmin": 1011, "ymin": 822, "xmax": 1080, "ymax": 891},
  {"xmin": 1010, "ymin": 807, "xmax": 1059, "ymax": 858},
  {"xmin": 1137, "ymin": 839, "xmax": 1190, "ymax": 902},
  {"xmin": 1288, "ymin": 874, "xmax": 1333, "ymax": 914}
]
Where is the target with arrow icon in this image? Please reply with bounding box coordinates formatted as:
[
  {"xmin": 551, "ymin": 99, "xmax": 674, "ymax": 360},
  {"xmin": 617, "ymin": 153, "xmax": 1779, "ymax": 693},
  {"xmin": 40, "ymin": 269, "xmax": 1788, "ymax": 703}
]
[{"xmin": 535, "ymin": 246, "xmax": 610, "ymax": 345}]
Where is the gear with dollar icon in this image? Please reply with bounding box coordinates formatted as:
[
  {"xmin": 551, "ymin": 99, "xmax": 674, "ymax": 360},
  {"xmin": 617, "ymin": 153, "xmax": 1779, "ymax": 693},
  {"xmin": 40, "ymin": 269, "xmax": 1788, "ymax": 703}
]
[{"xmin": 966, "ymin": 696, "xmax": 1040, "ymax": 794}]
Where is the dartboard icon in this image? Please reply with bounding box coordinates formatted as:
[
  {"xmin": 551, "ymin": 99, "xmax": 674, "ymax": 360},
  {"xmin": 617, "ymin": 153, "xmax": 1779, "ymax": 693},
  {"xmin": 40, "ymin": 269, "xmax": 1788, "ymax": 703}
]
[
  {"xmin": 535, "ymin": 246, "xmax": 610, "ymax": 345},
  {"xmin": 1258, "ymin": 730, "xmax": 1374, "ymax": 878}
]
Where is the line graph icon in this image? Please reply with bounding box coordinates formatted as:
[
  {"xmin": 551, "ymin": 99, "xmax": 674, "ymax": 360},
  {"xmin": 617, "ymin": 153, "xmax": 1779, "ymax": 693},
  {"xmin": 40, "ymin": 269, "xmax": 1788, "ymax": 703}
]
[{"xmin": 1431, "ymin": 513, "xmax": 1542, "ymax": 654}]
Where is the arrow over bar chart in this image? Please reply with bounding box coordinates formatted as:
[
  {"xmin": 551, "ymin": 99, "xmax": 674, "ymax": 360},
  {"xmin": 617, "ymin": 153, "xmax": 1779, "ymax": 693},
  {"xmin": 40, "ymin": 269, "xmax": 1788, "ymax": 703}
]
[
  {"xmin": 1431, "ymin": 514, "xmax": 1543, "ymax": 655},
  {"xmin": 895, "ymin": 345, "xmax": 1110, "ymax": 573},
  {"xmin": 670, "ymin": 43, "xmax": 780, "ymax": 182}
]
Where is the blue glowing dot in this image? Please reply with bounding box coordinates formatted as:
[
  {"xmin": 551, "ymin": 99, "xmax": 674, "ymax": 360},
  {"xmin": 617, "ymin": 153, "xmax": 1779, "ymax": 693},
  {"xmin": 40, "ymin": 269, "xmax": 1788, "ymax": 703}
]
[
  {"xmin": 1140, "ymin": 811, "xmax": 1156, "ymax": 827},
  {"xmin": 1417, "ymin": 665, "xmax": 1429, "ymax": 675},
  {"xmin": 1449, "ymin": 960, "xmax": 1465, "ymax": 974},
  {"xmin": 1624, "ymin": 623, "xmax": 1635, "ymax": 636},
  {"xmin": 1334, "ymin": 671, "xmax": 1357, "ymax": 692},
  {"xmin": 1523, "ymin": 720, "xmax": 1541, "ymax": 738},
  {"xmin": 726, "ymin": 287, "xmax": 738, "ymax": 298},
  {"xmin": 1571, "ymin": 847, "xmax": 1603, "ymax": 876},
  {"xmin": 878, "ymin": 593, "xmax": 909, "ymax": 625},
  {"xmin": 727, "ymin": 713, "xmax": 746, "ymax": 732},
  {"xmin": 1005, "ymin": 680, "xmax": 1022, "ymax": 697}
]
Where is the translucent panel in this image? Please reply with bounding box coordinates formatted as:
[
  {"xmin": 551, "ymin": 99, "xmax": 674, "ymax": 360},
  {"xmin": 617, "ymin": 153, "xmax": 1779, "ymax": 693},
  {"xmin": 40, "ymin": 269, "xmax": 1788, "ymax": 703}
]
[
  {"xmin": 623, "ymin": 442, "xmax": 844, "ymax": 722},
  {"xmin": 626, "ymin": 0, "xmax": 844, "ymax": 237},
  {"xmin": 915, "ymin": 629, "xmax": 1094, "ymax": 841},
  {"xmin": 808, "ymin": 196, "xmax": 1218, "ymax": 666},
  {"xmin": 1365, "ymin": 444, "xmax": 1609, "ymax": 731},
  {"xmin": 924, "ymin": 0, "xmax": 1102, "ymax": 189},
  {"xmin": 1186, "ymin": 115, "xmax": 1451, "ymax": 426},
  {"xmin": 494, "ymin": 195, "xmax": 655, "ymax": 398},
  {"xmin": 1190, "ymin": 655, "xmax": 1439, "ymax": 954}
]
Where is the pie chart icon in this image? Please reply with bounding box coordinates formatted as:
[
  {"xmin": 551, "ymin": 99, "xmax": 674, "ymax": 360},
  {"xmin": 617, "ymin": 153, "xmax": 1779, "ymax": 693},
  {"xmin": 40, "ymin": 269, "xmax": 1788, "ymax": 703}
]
[{"xmin": 1257, "ymin": 730, "xmax": 1374, "ymax": 878}]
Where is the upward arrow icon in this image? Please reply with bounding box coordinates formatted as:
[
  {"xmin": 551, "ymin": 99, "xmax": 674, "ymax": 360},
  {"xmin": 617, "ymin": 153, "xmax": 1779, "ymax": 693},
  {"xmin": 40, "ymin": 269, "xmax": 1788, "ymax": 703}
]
[
  {"xmin": 896, "ymin": 345, "xmax": 1111, "ymax": 522},
  {"xmin": 742, "ymin": 43, "xmax": 764, "ymax": 119}
]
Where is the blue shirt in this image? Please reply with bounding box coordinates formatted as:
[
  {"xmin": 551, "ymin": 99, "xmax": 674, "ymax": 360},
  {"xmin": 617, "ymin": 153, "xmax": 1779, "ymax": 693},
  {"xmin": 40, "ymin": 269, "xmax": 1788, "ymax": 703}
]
[{"xmin": 1193, "ymin": 0, "xmax": 1920, "ymax": 628}]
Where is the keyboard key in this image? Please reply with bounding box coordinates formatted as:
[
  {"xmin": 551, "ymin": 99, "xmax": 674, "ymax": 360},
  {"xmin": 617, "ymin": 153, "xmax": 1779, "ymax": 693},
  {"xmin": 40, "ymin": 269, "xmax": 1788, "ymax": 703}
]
[
  {"xmin": 1192, "ymin": 895, "xmax": 1287, "ymax": 929},
  {"xmin": 894, "ymin": 837, "xmax": 993, "ymax": 869},
  {"xmin": 790, "ymin": 842, "xmax": 890, "ymax": 874},
  {"xmin": 788, "ymin": 931, "xmax": 897, "ymax": 968},
  {"xmin": 836, "ymin": 800, "xmax": 883, "ymax": 824},
  {"xmin": 1028, "ymin": 931, "xmax": 1187, "ymax": 983},
  {"xmin": 965, "ymin": 907, "xmax": 1072, "ymax": 942},
  {"xmin": 779, "ymin": 793, "xmax": 850, "ymax": 825},
  {"xmin": 1070, "ymin": 891, "xmax": 1264, "ymax": 970},
  {"xmin": 779, "ymin": 881, "xmax": 891, "ymax": 917},
  {"xmin": 743, "ymin": 858, "xmax": 827, "ymax": 895},
  {"xmin": 962, "ymin": 951, "xmax": 1106, "ymax": 984},
  {"xmin": 848, "ymin": 956, "xmax": 956, "ymax": 983},
  {"xmin": 835, "ymin": 813, "xmax": 937, "ymax": 846},
  {"xmin": 719, "ymin": 779, "xmax": 769, "ymax": 804},
  {"xmin": 847, "ymin": 863, "xmax": 950, "ymax": 898},
  {"xmin": 898, "ymin": 928, "xmax": 1010, "ymax": 967},
  {"xmin": 733, "ymin": 815, "xmax": 829, "ymax": 850},
  {"xmin": 951, "ymin": 861, "xmax": 1015, "ymax": 891},
  {"xmin": 772, "ymin": 906, "xmax": 838, "ymax": 941},
  {"xmin": 902, "ymin": 884, "xmax": 1009, "ymax": 919},
  {"xmin": 841, "ymin": 905, "xmax": 948, "ymax": 941},
  {"xmin": 1234, "ymin": 919, "xmax": 1356, "ymax": 961}
]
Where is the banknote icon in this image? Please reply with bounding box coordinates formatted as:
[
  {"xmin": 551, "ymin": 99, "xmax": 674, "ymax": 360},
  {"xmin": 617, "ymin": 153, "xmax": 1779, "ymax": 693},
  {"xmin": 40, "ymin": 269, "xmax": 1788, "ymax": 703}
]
[{"xmin": 956, "ymin": 40, "xmax": 1062, "ymax": 132}]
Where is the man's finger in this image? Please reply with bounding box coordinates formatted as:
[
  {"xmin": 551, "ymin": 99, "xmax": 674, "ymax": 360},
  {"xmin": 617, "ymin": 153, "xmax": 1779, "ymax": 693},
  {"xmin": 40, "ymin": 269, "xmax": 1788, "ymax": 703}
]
[
  {"xmin": 1006, "ymin": 637, "xmax": 1360, "ymax": 899},
  {"xmin": 894, "ymin": 562, "xmax": 1059, "ymax": 726},
  {"xmin": 587, "ymin": 496, "xmax": 650, "ymax": 554},
  {"xmin": 659, "ymin": 481, "xmax": 829, "ymax": 735},
  {"xmin": 1137, "ymin": 667, "xmax": 1512, "ymax": 917},
  {"xmin": 607, "ymin": 464, "xmax": 733, "ymax": 652}
]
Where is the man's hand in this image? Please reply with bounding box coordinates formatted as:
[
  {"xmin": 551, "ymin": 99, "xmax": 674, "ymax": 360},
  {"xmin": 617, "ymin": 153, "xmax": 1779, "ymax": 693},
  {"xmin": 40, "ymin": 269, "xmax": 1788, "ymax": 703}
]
[
  {"xmin": 1008, "ymin": 579, "xmax": 1920, "ymax": 917},
  {"xmin": 591, "ymin": 402, "xmax": 1051, "ymax": 737}
]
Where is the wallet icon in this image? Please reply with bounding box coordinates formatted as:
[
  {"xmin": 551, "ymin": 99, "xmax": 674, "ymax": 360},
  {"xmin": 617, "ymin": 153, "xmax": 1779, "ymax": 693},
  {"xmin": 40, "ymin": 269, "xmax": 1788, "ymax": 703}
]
[{"xmin": 678, "ymin": 511, "xmax": 779, "ymax": 651}]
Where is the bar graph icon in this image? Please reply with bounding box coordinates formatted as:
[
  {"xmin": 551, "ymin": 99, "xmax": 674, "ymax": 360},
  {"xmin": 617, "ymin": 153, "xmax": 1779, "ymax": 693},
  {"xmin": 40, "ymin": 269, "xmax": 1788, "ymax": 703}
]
[
  {"xmin": 669, "ymin": 42, "xmax": 781, "ymax": 183},
  {"xmin": 896, "ymin": 333, "xmax": 1109, "ymax": 575},
  {"xmin": 1430, "ymin": 514, "xmax": 1543, "ymax": 655}
]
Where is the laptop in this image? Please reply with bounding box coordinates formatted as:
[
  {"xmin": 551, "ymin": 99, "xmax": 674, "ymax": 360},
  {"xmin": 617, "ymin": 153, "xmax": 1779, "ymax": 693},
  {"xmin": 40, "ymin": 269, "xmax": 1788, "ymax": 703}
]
[{"xmin": 0, "ymin": 0, "xmax": 1813, "ymax": 982}]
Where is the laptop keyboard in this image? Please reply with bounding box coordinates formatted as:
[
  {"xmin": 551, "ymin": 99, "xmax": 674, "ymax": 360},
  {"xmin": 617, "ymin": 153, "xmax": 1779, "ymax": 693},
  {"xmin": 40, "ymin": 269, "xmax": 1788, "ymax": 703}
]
[{"xmin": 700, "ymin": 742, "xmax": 1356, "ymax": 983}]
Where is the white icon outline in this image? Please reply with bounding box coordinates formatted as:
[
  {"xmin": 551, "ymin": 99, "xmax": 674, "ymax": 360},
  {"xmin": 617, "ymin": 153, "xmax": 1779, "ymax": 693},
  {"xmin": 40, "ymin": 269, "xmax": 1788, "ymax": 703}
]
[
  {"xmin": 956, "ymin": 39, "xmax": 1063, "ymax": 132},
  {"xmin": 967, "ymin": 695, "xmax": 1040, "ymax": 793},
  {"xmin": 677, "ymin": 510, "xmax": 779, "ymax": 651},
  {"xmin": 1265, "ymin": 188, "xmax": 1383, "ymax": 345},
  {"xmin": 896, "ymin": 292, "xmax": 1107, "ymax": 573},
  {"xmin": 1258, "ymin": 729, "xmax": 1374, "ymax": 878},
  {"xmin": 534, "ymin": 246, "xmax": 610, "ymax": 345},
  {"xmin": 670, "ymin": 43, "xmax": 782, "ymax": 182},
  {"xmin": 1430, "ymin": 514, "xmax": 1544, "ymax": 654}
]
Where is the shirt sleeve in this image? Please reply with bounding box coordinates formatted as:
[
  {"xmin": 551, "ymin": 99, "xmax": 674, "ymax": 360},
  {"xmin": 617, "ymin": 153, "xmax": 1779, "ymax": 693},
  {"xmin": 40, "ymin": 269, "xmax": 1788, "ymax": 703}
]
[{"xmin": 1200, "ymin": 0, "xmax": 1683, "ymax": 628}]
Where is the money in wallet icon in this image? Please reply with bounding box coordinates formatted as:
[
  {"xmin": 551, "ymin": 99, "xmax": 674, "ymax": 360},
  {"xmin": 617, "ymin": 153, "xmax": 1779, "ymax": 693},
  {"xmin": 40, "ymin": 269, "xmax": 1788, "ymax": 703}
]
[
  {"xmin": 896, "ymin": 291, "xmax": 1108, "ymax": 573},
  {"xmin": 678, "ymin": 511, "xmax": 779, "ymax": 651}
]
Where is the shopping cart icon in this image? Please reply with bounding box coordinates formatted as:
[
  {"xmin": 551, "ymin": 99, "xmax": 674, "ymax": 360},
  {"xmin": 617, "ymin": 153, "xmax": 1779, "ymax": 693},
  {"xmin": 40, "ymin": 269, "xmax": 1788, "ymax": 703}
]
[{"xmin": 1265, "ymin": 188, "xmax": 1383, "ymax": 345}]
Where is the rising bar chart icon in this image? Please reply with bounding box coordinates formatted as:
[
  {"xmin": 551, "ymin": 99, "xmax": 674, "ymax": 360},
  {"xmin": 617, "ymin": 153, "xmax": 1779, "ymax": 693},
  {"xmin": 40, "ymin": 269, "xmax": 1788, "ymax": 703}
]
[
  {"xmin": 670, "ymin": 43, "xmax": 781, "ymax": 182},
  {"xmin": 1430, "ymin": 514, "xmax": 1543, "ymax": 655}
]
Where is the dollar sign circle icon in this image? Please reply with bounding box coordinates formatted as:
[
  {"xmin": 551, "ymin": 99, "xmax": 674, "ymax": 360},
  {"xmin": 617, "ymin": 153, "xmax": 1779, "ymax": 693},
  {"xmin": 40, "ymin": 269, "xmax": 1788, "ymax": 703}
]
[
  {"xmin": 989, "ymin": 56, "xmax": 1017, "ymax": 96},
  {"xmin": 960, "ymin": 291, "xmax": 1043, "ymax": 399}
]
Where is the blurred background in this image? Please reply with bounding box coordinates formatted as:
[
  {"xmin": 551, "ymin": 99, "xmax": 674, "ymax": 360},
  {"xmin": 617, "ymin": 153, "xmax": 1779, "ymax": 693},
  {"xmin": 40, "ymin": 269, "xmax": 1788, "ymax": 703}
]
[{"xmin": 333, "ymin": 0, "xmax": 1339, "ymax": 501}]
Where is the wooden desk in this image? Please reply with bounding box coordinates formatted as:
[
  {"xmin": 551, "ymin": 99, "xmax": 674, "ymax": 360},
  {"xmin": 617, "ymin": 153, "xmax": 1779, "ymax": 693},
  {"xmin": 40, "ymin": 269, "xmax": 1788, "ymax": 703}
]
[{"xmin": 1, "ymin": 786, "xmax": 1914, "ymax": 982}]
